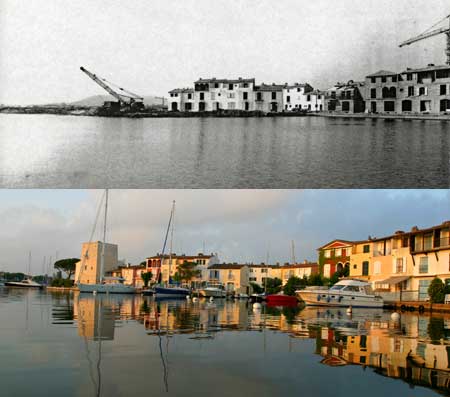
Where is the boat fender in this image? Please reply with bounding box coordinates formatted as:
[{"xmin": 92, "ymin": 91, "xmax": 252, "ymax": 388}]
[
  {"xmin": 400, "ymin": 305, "xmax": 407, "ymax": 311},
  {"xmin": 418, "ymin": 305, "xmax": 425, "ymax": 313},
  {"xmin": 317, "ymin": 294, "xmax": 321, "ymax": 301}
]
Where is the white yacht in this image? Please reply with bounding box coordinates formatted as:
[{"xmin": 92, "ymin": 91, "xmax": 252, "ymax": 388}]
[
  {"xmin": 296, "ymin": 279, "xmax": 383, "ymax": 308},
  {"xmin": 78, "ymin": 277, "xmax": 136, "ymax": 294},
  {"xmin": 199, "ymin": 283, "xmax": 226, "ymax": 298},
  {"xmin": 5, "ymin": 278, "xmax": 43, "ymax": 289}
]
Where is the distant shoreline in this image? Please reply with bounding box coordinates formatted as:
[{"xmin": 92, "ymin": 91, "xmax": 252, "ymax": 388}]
[{"xmin": 1, "ymin": 106, "xmax": 449, "ymax": 121}]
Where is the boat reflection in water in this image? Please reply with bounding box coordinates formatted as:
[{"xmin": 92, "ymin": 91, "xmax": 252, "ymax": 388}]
[{"xmin": 48, "ymin": 293, "xmax": 450, "ymax": 395}]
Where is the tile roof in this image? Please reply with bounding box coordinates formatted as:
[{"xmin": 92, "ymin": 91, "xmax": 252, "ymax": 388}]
[
  {"xmin": 208, "ymin": 263, "xmax": 247, "ymax": 269},
  {"xmin": 255, "ymin": 84, "xmax": 285, "ymax": 92},
  {"xmin": 194, "ymin": 77, "xmax": 255, "ymax": 84},
  {"xmin": 146, "ymin": 253, "xmax": 214, "ymax": 260},
  {"xmin": 169, "ymin": 88, "xmax": 194, "ymax": 94},
  {"xmin": 366, "ymin": 70, "xmax": 397, "ymax": 78},
  {"xmin": 401, "ymin": 64, "xmax": 450, "ymax": 73}
]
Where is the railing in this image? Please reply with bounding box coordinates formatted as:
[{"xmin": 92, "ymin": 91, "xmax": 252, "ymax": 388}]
[{"xmin": 412, "ymin": 236, "xmax": 450, "ymax": 253}]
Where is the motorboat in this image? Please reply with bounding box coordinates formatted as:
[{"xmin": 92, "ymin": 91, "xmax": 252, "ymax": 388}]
[
  {"xmin": 266, "ymin": 294, "xmax": 298, "ymax": 307},
  {"xmin": 78, "ymin": 276, "xmax": 136, "ymax": 294},
  {"xmin": 154, "ymin": 285, "xmax": 190, "ymax": 299},
  {"xmin": 5, "ymin": 278, "xmax": 43, "ymax": 289},
  {"xmin": 199, "ymin": 283, "xmax": 226, "ymax": 298},
  {"xmin": 295, "ymin": 279, "xmax": 383, "ymax": 308}
]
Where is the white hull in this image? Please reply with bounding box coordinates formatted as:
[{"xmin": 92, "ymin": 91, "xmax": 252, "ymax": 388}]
[
  {"xmin": 5, "ymin": 281, "xmax": 43, "ymax": 289},
  {"xmin": 154, "ymin": 286, "xmax": 190, "ymax": 298},
  {"xmin": 297, "ymin": 290, "xmax": 383, "ymax": 308},
  {"xmin": 199, "ymin": 288, "xmax": 226, "ymax": 298},
  {"xmin": 78, "ymin": 283, "xmax": 136, "ymax": 294}
]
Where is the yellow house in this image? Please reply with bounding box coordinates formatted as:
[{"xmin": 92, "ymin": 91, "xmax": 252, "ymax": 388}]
[
  {"xmin": 207, "ymin": 263, "xmax": 250, "ymax": 294},
  {"xmin": 279, "ymin": 262, "xmax": 319, "ymax": 285},
  {"xmin": 74, "ymin": 241, "xmax": 118, "ymax": 285},
  {"xmin": 349, "ymin": 240, "xmax": 372, "ymax": 280}
]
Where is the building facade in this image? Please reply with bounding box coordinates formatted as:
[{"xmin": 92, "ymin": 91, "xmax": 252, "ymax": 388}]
[
  {"xmin": 168, "ymin": 88, "xmax": 194, "ymax": 112},
  {"xmin": 74, "ymin": 241, "xmax": 118, "ymax": 285},
  {"xmin": 282, "ymin": 83, "xmax": 314, "ymax": 111},
  {"xmin": 279, "ymin": 262, "xmax": 319, "ymax": 284},
  {"xmin": 324, "ymin": 81, "xmax": 365, "ymax": 113},
  {"xmin": 317, "ymin": 240, "xmax": 353, "ymax": 278},
  {"xmin": 365, "ymin": 64, "xmax": 450, "ymax": 115},
  {"xmin": 254, "ymin": 83, "xmax": 284, "ymax": 113},
  {"xmin": 207, "ymin": 263, "xmax": 250, "ymax": 294}
]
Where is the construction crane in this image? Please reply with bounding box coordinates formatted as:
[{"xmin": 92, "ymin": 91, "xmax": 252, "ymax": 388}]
[
  {"xmin": 80, "ymin": 66, "xmax": 144, "ymax": 111},
  {"xmin": 399, "ymin": 13, "xmax": 450, "ymax": 65}
]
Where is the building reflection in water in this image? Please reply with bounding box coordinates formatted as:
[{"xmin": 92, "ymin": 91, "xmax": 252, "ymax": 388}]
[{"xmin": 51, "ymin": 293, "xmax": 450, "ymax": 395}]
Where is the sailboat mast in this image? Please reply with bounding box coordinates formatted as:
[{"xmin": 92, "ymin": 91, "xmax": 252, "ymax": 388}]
[
  {"xmin": 291, "ymin": 240, "xmax": 296, "ymax": 264},
  {"xmin": 28, "ymin": 251, "xmax": 31, "ymax": 278},
  {"xmin": 168, "ymin": 201, "xmax": 175, "ymax": 285},
  {"xmin": 99, "ymin": 189, "xmax": 108, "ymax": 283}
]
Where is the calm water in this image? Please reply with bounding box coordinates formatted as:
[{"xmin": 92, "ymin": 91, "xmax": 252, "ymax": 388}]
[
  {"xmin": 0, "ymin": 114, "xmax": 449, "ymax": 188},
  {"xmin": 1, "ymin": 289, "xmax": 449, "ymax": 397}
]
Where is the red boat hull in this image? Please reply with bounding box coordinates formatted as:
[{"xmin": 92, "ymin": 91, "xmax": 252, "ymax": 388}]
[{"xmin": 266, "ymin": 295, "xmax": 298, "ymax": 307}]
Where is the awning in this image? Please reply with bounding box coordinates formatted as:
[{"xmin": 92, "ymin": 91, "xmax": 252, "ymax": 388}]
[{"xmin": 375, "ymin": 276, "xmax": 410, "ymax": 285}]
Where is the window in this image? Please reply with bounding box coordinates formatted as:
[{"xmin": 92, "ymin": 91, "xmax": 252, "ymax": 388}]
[
  {"xmin": 370, "ymin": 77, "xmax": 376, "ymax": 84},
  {"xmin": 363, "ymin": 245, "xmax": 370, "ymax": 253},
  {"xmin": 228, "ymin": 84, "xmax": 233, "ymax": 90},
  {"xmin": 342, "ymin": 101, "xmax": 350, "ymax": 112},
  {"xmin": 188, "ymin": 93, "xmax": 192, "ymax": 99},
  {"xmin": 200, "ymin": 93, "xmax": 205, "ymax": 100},
  {"xmin": 371, "ymin": 88, "xmax": 376, "ymax": 99},
  {"xmin": 362, "ymin": 261, "xmax": 369, "ymax": 276},
  {"xmin": 286, "ymin": 95, "xmax": 290, "ymax": 103},
  {"xmin": 392, "ymin": 75, "xmax": 397, "ymax": 83},
  {"xmin": 419, "ymin": 257, "xmax": 428, "ymax": 273},
  {"xmin": 256, "ymin": 92, "xmax": 262, "ymax": 101},
  {"xmin": 243, "ymin": 92, "xmax": 248, "ymax": 100},
  {"xmin": 228, "ymin": 93, "xmax": 235, "ymax": 99},
  {"xmin": 407, "ymin": 73, "xmax": 412, "ymax": 81},
  {"xmin": 423, "ymin": 233, "xmax": 433, "ymax": 250},
  {"xmin": 396, "ymin": 258, "xmax": 404, "ymax": 273},
  {"xmin": 374, "ymin": 261, "xmax": 381, "ymax": 274},
  {"xmin": 214, "ymin": 83, "xmax": 219, "ymax": 88},
  {"xmin": 408, "ymin": 86, "xmax": 414, "ymax": 96},
  {"xmin": 210, "ymin": 92, "xmax": 215, "ymax": 100},
  {"xmin": 419, "ymin": 87, "xmax": 426, "ymax": 96},
  {"xmin": 402, "ymin": 237, "xmax": 409, "ymax": 248},
  {"xmin": 261, "ymin": 268, "xmax": 268, "ymax": 273},
  {"xmin": 381, "ymin": 76, "xmax": 387, "ymax": 83},
  {"xmin": 384, "ymin": 101, "xmax": 395, "ymax": 112},
  {"xmin": 402, "ymin": 100, "xmax": 412, "ymax": 112},
  {"xmin": 249, "ymin": 268, "xmax": 254, "ymax": 272},
  {"xmin": 249, "ymin": 277, "xmax": 257, "ymax": 282},
  {"xmin": 441, "ymin": 85, "xmax": 447, "ymax": 95},
  {"xmin": 307, "ymin": 95, "xmax": 311, "ymax": 101},
  {"xmin": 271, "ymin": 92, "xmax": 276, "ymax": 100},
  {"xmin": 324, "ymin": 250, "xmax": 331, "ymax": 258},
  {"xmin": 335, "ymin": 248, "xmax": 342, "ymax": 257},
  {"xmin": 353, "ymin": 264, "xmax": 357, "ymax": 269}
]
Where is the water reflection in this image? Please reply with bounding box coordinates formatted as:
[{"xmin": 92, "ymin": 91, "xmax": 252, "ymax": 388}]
[{"xmin": 2, "ymin": 289, "xmax": 450, "ymax": 396}]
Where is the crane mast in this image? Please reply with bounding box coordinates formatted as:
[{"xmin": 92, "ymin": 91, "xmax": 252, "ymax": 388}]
[
  {"xmin": 80, "ymin": 66, "xmax": 144, "ymax": 110},
  {"xmin": 399, "ymin": 14, "xmax": 450, "ymax": 65}
]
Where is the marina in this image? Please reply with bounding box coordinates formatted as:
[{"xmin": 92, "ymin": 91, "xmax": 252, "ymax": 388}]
[{"xmin": 0, "ymin": 288, "xmax": 449, "ymax": 396}]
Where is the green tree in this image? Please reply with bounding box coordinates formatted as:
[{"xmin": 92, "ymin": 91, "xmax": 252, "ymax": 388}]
[
  {"xmin": 265, "ymin": 277, "xmax": 282, "ymax": 294},
  {"xmin": 428, "ymin": 277, "xmax": 445, "ymax": 304},
  {"xmin": 54, "ymin": 258, "xmax": 79, "ymax": 279},
  {"xmin": 141, "ymin": 271, "xmax": 153, "ymax": 288},
  {"xmin": 250, "ymin": 282, "xmax": 264, "ymax": 294},
  {"xmin": 175, "ymin": 261, "xmax": 201, "ymax": 284},
  {"xmin": 283, "ymin": 276, "xmax": 302, "ymax": 296},
  {"xmin": 308, "ymin": 273, "xmax": 324, "ymax": 286}
]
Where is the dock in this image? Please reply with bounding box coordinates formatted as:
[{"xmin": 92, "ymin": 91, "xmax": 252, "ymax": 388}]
[{"xmin": 384, "ymin": 301, "xmax": 450, "ymax": 314}]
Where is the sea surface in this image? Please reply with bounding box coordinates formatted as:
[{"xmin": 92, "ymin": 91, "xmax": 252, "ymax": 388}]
[
  {"xmin": 1, "ymin": 288, "xmax": 449, "ymax": 397},
  {"xmin": 0, "ymin": 114, "xmax": 449, "ymax": 188}
]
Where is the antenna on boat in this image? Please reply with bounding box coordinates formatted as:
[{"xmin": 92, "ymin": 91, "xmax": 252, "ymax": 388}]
[
  {"xmin": 99, "ymin": 189, "xmax": 109, "ymax": 284},
  {"xmin": 265, "ymin": 244, "xmax": 270, "ymax": 294},
  {"xmin": 291, "ymin": 240, "xmax": 296, "ymax": 264},
  {"xmin": 168, "ymin": 201, "xmax": 175, "ymax": 285}
]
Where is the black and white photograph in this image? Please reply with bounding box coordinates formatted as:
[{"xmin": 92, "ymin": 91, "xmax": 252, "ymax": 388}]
[{"xmin": 1, "ymin": 1, "xmax": 450, "ymax": 396}]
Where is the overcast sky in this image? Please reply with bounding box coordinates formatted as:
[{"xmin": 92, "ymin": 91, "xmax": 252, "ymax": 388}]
[
  {"xmin": 1, "ymin": 0, "xmax": 449, "ymax": 104},
  {"xmin": 0, "ymin": 189, "xmax": 448, "ymax": 275}
]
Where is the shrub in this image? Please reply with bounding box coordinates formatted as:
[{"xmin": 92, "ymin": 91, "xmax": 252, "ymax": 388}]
[{"xmin": 428, "ymin": 277, "xmax": 445, "ymax": 304}]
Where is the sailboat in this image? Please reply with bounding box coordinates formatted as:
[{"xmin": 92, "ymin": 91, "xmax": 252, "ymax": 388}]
[
  {"xmin": 154, "ymin": 201, "xmax": 190, "ymax": 299},
  {"xmin": 77, "ymin": 190, "xmax": 136, "ymax": 294},
  {"xmin": 5, "ymin": 252, "xmax": 43, "ymax": 289}
]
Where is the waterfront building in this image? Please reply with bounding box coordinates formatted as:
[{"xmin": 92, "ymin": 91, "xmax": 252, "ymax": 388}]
[
  {"xmin": 111, "ymin": 264, "xmax": 147, "ymax": 287},
  {"xmin": 409, "ymin": 221, "xmax": 450, "ymax": 300},
  {"xmin": 193, "ymin": 77, "xmax": 256, "ymax": 112},
  {"xmin": 324, "ymin": 81, "xmax": 365, "ymax": 113},
  {"xmin": 247, "ymin": 263, "xmax": 272, "ymax": 286},
  {"xmin": 317, "ymin": 240, "xmax": 352, "ymax": 278},
  {"xmin": 307, "ymin": 90, "xmax": 325, "ymax": 112},
  {"xmin": 281, "ymin": 83, "xmax": 314, "ymax": 111},
  {"xmin": 74, "ymin": 241, "xmax": 118, "ymax": 285},
  {"xmin": 207, "ymin": 263, "xmax": 250, "ymax": 294},
  {"xmin": 168, "ymin": 88, "xmax": 194, "ymax": 112},
  {"xmin": 279, "ymin": 262, "xmax": 319, "ymax": 284},
  {"xmin": 365, "ymin": 64, "xmax": 450, "ymax": 115},
  {"xmin": 146, "ymin": 253, "xmax": 220, "ymax": 284},
  {"xmin": 254, "ymin": 83, "xmax": 284, "ymax": 113}
]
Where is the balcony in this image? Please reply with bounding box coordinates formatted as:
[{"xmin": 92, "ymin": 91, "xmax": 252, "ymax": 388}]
[{"xmin": 412, "ymin": 236, "xmax": 450, "ymax": 253}]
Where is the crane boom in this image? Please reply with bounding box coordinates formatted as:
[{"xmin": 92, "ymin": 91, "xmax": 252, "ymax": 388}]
[
  {"xmin": 399, "ymin": 27, "xmax": 449, "ymax": 47},
  {"xmin": 80, "ymin": 66, "xmax": 143, "ymax": 104},
  {"xmin": 399, "ymin": 14, "xmax": 450, "ymax": 65}
]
